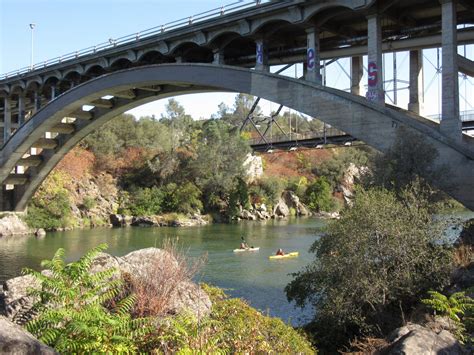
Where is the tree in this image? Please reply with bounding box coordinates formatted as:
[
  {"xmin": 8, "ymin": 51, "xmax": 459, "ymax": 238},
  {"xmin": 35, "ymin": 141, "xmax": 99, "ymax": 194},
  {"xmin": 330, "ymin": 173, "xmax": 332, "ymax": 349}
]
[
  {"xmin": 304, "ymin": 177, "xmax": 334, "ymax": 212},
  {"xmin": 217, "ymin": 94, "xmax": 261, "ymax": 127},
  {"xmin": 315, "ymin": 147, "xmax": 372, "ymax": 188},
  {"xmin": 160, "ymin": 99, "xmax": 194, "ymax": 149},
  {"xmin": 369, "ymin": 128, "xmax": 450, "ymax": 206},
  {"xmin": 25, "ymin": 171, "xmax": 73, "ymax": 230},
  {"xmin": 285, "ymin": 187, "xmax": 453, "ymax": 349},
  {"xmin": 189, "ymin": 120, "xmax": 250, "ymax": 211}
]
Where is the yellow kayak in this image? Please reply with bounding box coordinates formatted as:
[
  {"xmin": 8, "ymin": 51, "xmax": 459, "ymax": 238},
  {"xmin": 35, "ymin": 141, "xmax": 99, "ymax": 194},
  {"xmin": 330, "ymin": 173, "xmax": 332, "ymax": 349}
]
[{"xmin": 269, "ymin": 252, "xmax": 299, "ymax": 260}]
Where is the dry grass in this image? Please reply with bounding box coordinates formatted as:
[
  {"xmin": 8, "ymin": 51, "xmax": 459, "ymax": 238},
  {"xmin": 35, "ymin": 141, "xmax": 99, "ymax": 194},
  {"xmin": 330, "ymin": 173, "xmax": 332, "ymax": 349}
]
[
  {"xmin": 340, "ymin": 336, "xmax": 389, "ymax": 355},
  {"xmin": 129, "ymin": 239, "xmax": 206, "ymax": 318}
]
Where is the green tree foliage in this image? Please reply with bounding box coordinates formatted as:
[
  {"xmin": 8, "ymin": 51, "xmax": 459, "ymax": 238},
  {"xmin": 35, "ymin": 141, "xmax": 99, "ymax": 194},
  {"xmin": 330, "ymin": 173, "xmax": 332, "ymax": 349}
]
[
  {"xmin": 217, "ymin": 94, "xmax": 262, "ymax": 127},
  {"xmin": 286, "ymin": 187, "xmax": 453, "ymax": 349},
  {"xmin": 160, "ymin": 99, "xmax": 195, "ymax": 149},
  {"xmin": 23, "ymin": 244, "xmax": 152, "ymax": 353},
  {"xmin": 161, "ymin": 182, "xmax": 203, "ymax": 214},
  {"xmin": 25, "ymin": 171, "xmax": 73, "ymax": 230},
  {"xmin": 304, "ymin": 177, "xmax": 334, "ymax": 212},
  {"xmin": 369, "ymin": 128, "xmax": 450, "ymax": 206},
  {"xmin": 229, "ymin": 178, "xmax": 251, "ymax": 218},
  {"xmin": 189, "ymin": 119, "xmax": 250, "ymax": 211},
  {"xmin": 249, "ymin": 177, "xmax": 285, "ymax": 210},
  {"xmin": 127, "ymin": 187, "xmax": 164, "ymax": 216},
  {"xmin": 422, "ymin": 291, "xmax": 474, "ymax": 343},
  {"xmin": 315, "ymin": 147, "xmax": 372, "ymax": 188},
  {"xmin": 83, "ymin": 114, "xmax": 171, "ymax": 158}
]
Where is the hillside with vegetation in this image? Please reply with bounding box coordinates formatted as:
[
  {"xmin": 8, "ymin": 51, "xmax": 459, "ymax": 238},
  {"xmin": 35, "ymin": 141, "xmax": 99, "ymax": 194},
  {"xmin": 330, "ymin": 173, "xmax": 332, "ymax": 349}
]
[{"xmin": 24, "ymin": 95, "xmax": 359, "ymax": 231}]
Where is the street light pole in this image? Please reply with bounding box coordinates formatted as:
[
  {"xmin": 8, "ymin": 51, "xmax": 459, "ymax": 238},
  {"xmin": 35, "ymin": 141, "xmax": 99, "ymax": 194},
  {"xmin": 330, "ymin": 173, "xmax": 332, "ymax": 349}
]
[{"xmin": 29, "ymin": 23, "xmax": 36, "ymax": 70}]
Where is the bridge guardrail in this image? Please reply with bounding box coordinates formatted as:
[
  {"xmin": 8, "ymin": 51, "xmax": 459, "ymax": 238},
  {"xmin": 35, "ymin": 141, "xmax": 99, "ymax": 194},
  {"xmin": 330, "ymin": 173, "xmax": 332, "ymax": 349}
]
[
  {"xmin": 427, "ymin": 110, "xmax": 474, "ymax": 122},
  {"xmin": 247, "ymin": 127, "xmax": 348, "ymax": 146},
  {"xmin": 2, "ymin": 0, "xmax": 268, "ymax": 80}
]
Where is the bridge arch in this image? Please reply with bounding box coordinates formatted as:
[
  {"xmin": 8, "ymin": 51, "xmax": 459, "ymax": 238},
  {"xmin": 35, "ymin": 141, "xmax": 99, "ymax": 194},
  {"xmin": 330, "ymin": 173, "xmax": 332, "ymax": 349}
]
[{"xmin": 1, "ymin": 64, "xmax": 473, "ymax": 211}]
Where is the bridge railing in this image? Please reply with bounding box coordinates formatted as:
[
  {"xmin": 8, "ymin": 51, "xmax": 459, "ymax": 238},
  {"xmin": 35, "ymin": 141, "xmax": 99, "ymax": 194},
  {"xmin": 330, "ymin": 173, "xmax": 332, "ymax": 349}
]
[
  {"xmin": 247, "ymin": 127, "xmax": 348, "ymax": 146},
  {"xmin": 1, "ymin": 0, "xmax": 267, "ymax": 80},
  {"xmin": 427, "ymin": 110, "xmax": 474, "ymax": 122}
]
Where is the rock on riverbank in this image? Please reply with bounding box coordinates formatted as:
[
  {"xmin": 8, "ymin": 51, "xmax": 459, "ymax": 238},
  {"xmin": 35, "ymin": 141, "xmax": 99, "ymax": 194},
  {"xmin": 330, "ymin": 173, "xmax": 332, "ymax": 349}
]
[
  {"xmin": 0, "ymin": 316, "xmax": 57, "ymax": 354},
  {"xmin": 0, "ymin": 248, "xmax": 211, "ymax": 325},
  {"xmin": 0, "ymin": 215, "xmax": 33, "ymax": 237},
  {"xmin": 110, "ymin": 213, "xmax": 210, "ymax": 228}
]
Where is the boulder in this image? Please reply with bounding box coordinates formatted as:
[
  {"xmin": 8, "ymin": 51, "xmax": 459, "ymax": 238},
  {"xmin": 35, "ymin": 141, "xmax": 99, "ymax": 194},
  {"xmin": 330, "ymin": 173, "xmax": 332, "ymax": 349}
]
[
  {"xmin": 131, "ymin": 216, "xmax": 160, "ymax": 227},
  {"xmin": 383, "ymin": 323, "xmax": 464, "ymax": 355},
  {"xmin": 34, "ymin": 229, "xmax": 46, "ymax": 237},
  {"xmin": 166, "ymin": 280, "xmax": 212, "ymax": 318},
  {"xmin": 339, "ymin": 163, "xmax": 368, "ymax": 206},
  {"xmin": 281, "ymin": 191, "xmax": 310, "ymax": 216},
  {"xmin": 273, "ymin": 199, "xmax": 290, "ymax": 218},
  {"xmin": 110, "ymin": 214, "xmax": 132, "ymax": 227},
  {"xmin": 1, "ymin": 248, "xmax": 211, "ymax": 323},
  {"xmin": 0, "ymin": 275, "xmax": 40, "ymax": 325},
  {"xmin": 239, "ymin": 210, "xmax": 256, "ymax": 221},
  {"xmin": 0, "ymin": 215, "xmax": 32, "ymax": 237},
  {"xmin": 0, "ymin": 316, "xmax": 57, "ymax": 354},
  {"xmin": 255, "ymin": 210, "xmax": 270, "ymax": 220},
  {"xmin": 243, "ymin": 154, "xmax": 264, "ymax": 183}
]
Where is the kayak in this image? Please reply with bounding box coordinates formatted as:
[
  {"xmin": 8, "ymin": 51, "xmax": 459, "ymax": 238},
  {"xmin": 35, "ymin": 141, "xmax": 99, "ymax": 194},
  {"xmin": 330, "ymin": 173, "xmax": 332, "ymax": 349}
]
[
  {"xmin": 233, "ymin": 247, "xmax": 260, "ymax": 253},
  {"xmin": 269, "ymin": 252, "xmax": 299, "ymax": 259}
]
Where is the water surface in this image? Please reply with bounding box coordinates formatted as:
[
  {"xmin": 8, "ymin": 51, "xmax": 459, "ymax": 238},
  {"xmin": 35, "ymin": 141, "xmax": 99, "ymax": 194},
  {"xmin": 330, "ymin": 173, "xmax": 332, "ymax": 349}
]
[{"xmin": 0, "ymin": 218, "xmax": 326, "ymax": 324}]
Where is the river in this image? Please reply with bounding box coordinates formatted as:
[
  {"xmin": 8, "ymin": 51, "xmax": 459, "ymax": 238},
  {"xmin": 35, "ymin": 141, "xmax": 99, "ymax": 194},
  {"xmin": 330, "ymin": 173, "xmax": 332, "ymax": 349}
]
[
  {"xmin": 0, "ymin": 217, "xmax": 326, "ymax": 325},
  {"xmin": 1, "ymin": 212, "xmax": 472, "ymax": 325}
]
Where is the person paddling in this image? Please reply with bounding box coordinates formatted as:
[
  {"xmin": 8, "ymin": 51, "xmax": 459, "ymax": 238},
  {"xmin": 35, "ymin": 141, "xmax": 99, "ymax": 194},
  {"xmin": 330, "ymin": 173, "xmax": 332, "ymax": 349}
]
[
  {"xmin": 276, "ymin": 248, "xmax": 285, "ymax": 256},
  {"xmin": 240, "ymin": 236, "xmax": 249, "ymax": 249}
]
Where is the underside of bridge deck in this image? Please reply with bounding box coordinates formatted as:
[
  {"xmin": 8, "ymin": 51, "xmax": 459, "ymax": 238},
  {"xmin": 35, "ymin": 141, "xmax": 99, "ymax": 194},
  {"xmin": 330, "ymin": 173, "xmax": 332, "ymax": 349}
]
[{"xmin": 0, "ymin": 0, "xmax": 473, "ymax": 211}]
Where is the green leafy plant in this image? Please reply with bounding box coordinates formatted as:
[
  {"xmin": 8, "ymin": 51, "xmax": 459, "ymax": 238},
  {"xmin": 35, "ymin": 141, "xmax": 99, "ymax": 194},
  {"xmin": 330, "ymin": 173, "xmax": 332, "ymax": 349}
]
[
  {"xmin": 422, "ymin": 291, "xmax": 474, "ymax": 343},
  {"xmin": 82, "ymin": 196, "xmax": 97, "ymax": 211},
  {"xmin": 304, "ymin": 177, "xmax": 335, "ymax": 212},
  {"xmin": 23, "ymin": 244, "xmax": 152, "ymax": 353},
  {"xmin": 153, "ymin": 284, "xmax": 316, "ymax": 354},
  {"xmin": 25, "ymin": 171, "xmax": 73, "ymax": 230}
]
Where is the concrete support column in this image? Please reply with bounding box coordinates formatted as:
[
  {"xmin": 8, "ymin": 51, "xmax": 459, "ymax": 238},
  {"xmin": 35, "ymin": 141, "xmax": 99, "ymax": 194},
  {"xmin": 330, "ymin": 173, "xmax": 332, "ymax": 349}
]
[
  {"xmin": 305, "ymin": 27, "xmax": 322, "ymax": 84},
  {"xmin": 255, "ymin": 38, "xmax": 269, "ymax": 72},
  {"xmin": 3, "ymin": 96, "xmax": 11, "ymax": 142},
  {"xmin": 408, "ymin": 50, "xmax": 424, "ymax": 115},
  {"xmin": 50, "ymin": 85, "xmax": 56, "ymax": 101},
  {"xmin": 351, "ymin": 56, "xmax": 364, "ymax": 96},
  {"xmin": 440, "ymin": 0, "xmax": 461, "ymax": 138},
  {"xmin": 212, "ymin": 49, "xmax": 225, "ymax": 65},
  {"xmin": 33, "ymin": 90, "xmax": 41, "ymax": 114},
  {"xmin": 18, "ymin": 94, "xmax": 25, "ymax": 125},
  {"xmin": 366, "ymin": 13, "xmax": 384, "ymax": 105}
]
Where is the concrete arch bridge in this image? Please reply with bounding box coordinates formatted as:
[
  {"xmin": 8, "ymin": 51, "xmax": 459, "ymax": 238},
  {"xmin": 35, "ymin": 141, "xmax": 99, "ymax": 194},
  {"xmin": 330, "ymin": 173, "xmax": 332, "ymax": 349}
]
[{"xmin": 0, "ymin": 0, "xmax": 473, "ymax": 211}]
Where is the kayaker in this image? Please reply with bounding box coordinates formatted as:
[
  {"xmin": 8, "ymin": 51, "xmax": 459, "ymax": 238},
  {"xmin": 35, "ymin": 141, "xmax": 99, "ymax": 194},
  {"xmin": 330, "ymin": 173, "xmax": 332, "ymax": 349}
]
[
  {"xmin": 276, "ymin": 248, "xmax": 285, "ymax": 256},
  {"xmin": 240, "ymin": 236, "xmax": 249, "ymax": 249}
]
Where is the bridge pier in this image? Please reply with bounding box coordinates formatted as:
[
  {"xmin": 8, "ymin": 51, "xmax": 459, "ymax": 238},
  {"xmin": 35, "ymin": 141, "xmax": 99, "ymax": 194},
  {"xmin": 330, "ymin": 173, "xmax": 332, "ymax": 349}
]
[
  {"xmin": 408, "ymin": 50, "xmax": 424, "ymax": 115},
  {"xmin": 213, "ymin": 49, "xmax": 225, "ymax": 65},
  {"xmin": 33, "ymin": 91, "xmax": 41, "ymax": 114},
  {"xmin": 255, "ymin": 38, "xmax": 269, "ymax": 72},
  {"xmin": 18, "ymin": 94, "xmax": 25, "ymax": 126},
  {"xmin": 305, "ymin": 27, "xmax": 322, "ymax": 84},
  {"xmin": 440, "ymin": 0, "xmax": 462, "ymax": 139},
  {"xmin": 366, "ymin": 13, "xmax": 384, "ymax": 105},
  {"xmin": 3, "ymin": 96, "xmax": 11, "ymax": 143},
  {"xmin": 351, "ymin": 56, "xmax": 364, "ymax": 96}
]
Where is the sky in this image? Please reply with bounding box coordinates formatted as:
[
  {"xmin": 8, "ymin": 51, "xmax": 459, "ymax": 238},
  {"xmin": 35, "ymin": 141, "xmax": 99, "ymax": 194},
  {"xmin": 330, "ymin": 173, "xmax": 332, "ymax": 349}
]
[{"xmin": 1, "ymin": 0, "xmax": 473, "ymax": 119}]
